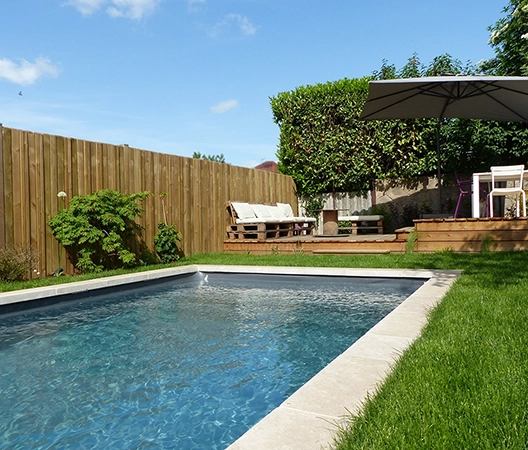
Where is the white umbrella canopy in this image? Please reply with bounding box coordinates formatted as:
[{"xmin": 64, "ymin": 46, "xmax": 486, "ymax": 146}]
[
  {"xmin": 360, "ymin": 75, "xmax": 528, "ymax": 122},
  {"xmin": 359, "ymin": 75, "xmax": 528, "ymax": 213}
]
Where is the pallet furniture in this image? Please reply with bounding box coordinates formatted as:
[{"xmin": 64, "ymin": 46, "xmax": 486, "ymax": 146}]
[
  {"xmin": 226, "ymin": 201, "xmax": 316, "ymax": 241},
  {"xmin": 338, "ymin": 215, "xmax": 384, "ymax": 235}
]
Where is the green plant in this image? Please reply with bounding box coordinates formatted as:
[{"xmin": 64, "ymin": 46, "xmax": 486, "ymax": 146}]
[
  {"xmin": 481, "ymin": 234, "xmax": 494, "ymax": 253},
  {"xmin": 293, "ymin": 240, "xmax": 304, "ymax": 254},
  {"xmin": 154, "ymin": 222, "xmax": 183, "ymax": 263},
  {"xmin": 406, "ymin": 229, "xmax": 418, "ymax": 254},
  {"xmin": 482, "ymin": 0, "xmax": 528, "ymax": 76},
  {"xmin": 338, "ymin": 221, "xmax": 352, "ymax": 234},
  {"xmin": 402, "ymin": 202, "xmax": 420, "ymax": 227},
  {"xmin": 0, "ymin": 246, "xmax": 38, "ymax": 282},
  {"xmin": 47, "ymin": 189, "xmax": 151, "ymax": 273},
  {"xmin": 302, "ymin": 197, "xmax": 324, "ymax": 219},
  {"xmin": 418, "ymin": 200, "xmax": 433, "ymax": 215},
  {"xmin": 370, "ymin": 204, "xmax": 392, "ymax": 233},
  {"xmin": 441, "ymin": 196, "xmax": 455, "ymax": 215}
]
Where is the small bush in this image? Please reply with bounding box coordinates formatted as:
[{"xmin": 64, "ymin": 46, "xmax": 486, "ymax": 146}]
[
  {"xmin": 370, "ymin": 204, "xmax": 393, "ymax": 233},
  {"xmin": 0, "ymin": 246, "xmax": 38, "ymax": 282},
  {"xmin": 302, "ymin": 197, "xmax": 324, "ymax": 219},
  {"xmin": 154, "ymin": 222, "xmax": 183, "ymax": 263},
  {"xmin": 47, "ymin": 189, "xmax": 151, "ymax": 273}
]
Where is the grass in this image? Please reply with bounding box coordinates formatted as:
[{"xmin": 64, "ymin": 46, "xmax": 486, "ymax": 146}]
[
  {"xmin": 2, "ymin": 251, "xmax": 528, "ymax": 447},
  {"xmin": 331, "ymin": 253, "xmax": 528, "ymax": 449},
  {"xmin": 0, "ymin": 263, "xmax": 178, "ymax": 293}
]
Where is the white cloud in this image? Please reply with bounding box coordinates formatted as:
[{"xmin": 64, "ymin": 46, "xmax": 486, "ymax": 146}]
[
  {"xmin": 207, "ymin": 14, "xmax": 257, "ymax": 38},
  {"xmin": 210, "ymin": 99, "xmax": 239, "ymax": 114},
  {"xmin": 187, "ymin": 0, "xmax": 205, "ymax": 11},
  {"xmin": 65, "ymin": 0, "xmax": 161, "ymax": 20},
  {"xmin": 227, "ymin": 14, "xmax": 257, "ymax": 36},
  {"xmin": 64, "ymin": 0, "xmax": 105, "ymax": 15},
  {"xmin": 0, "ymin": 57, "xmax": 61, "ymax": 85}
]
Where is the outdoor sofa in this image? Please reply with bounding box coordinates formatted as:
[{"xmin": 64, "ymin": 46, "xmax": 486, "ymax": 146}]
[{"xmin": 226, "ymin": 201, "xmax": 316, "ymax": 241}]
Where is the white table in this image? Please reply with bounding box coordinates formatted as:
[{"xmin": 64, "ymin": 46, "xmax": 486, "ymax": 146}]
[{"xmin": 471, "ymin": 170, "xmax": 528, "ymax": 218}]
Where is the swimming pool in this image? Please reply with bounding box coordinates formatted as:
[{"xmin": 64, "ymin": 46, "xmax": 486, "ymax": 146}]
[{"xmin": 0, "ymin": 268, "xmax": 425, "ymax": 449}]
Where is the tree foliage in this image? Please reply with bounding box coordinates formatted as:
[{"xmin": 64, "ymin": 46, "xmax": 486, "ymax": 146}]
[
  {"xmin": 270, "ymin": 58, "xmax": 465, "ymax": 197},
  {"xmin": 192, "ymin": 152, "xmax": 226, "ymax": 163},
  {"xmin": 481, "ymin": 0, "xmax": 528, "ymax": 75},
  {"xmin": 48, "ymin": 189, "xmax": 151, "ymax": 273}
]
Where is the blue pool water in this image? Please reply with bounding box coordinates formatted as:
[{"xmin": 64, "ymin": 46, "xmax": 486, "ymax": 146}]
[{"xmin": 0, "ymin": 272, "xmax": 423, "ymax": 449}]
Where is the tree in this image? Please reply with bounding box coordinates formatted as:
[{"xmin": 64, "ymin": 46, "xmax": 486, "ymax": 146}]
[
  {"xmin": 481, "ymin": 0, "xmax": 528, "ymax": 75},
  {"xmin": 192, "ymin": 152, "xmax": 226, "ymax": 163}
]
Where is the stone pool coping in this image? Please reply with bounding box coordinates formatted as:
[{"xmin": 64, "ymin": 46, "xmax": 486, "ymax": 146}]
[{"xmin": 0, "ymin": 265, "xmax": 461, "ymax": 449}]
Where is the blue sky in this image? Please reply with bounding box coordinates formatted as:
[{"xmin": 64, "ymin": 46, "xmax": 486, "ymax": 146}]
[{"xmin": 0, "ymin": 0, "xmax": 506, "ymax": 168}]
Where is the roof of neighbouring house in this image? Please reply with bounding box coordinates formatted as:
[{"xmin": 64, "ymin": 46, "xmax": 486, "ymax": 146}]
[{"xmin": 255, "ymin": 161, "xmax": 278, "ymax": 173}]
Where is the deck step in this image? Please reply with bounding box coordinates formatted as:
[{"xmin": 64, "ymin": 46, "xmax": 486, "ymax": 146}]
[
  {"xmin": 312, "ymin": 249, "xmax": 391, "ymax": 255},
  {"xmin": 395, "ymin": 226, "xmax": 415, "ymax": 241}
]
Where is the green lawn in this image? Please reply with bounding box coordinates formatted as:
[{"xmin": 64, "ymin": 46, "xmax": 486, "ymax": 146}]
[{"xmin": 3, "ymin": 251, "xmax": 528, "ymax": 448}]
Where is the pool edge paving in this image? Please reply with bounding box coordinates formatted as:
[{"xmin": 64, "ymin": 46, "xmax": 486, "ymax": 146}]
[
  {"xmin": 0, "ymin": 265, "xmax": 461, "ymax": 450},
  {"xmin": 223, "ymin": 268, "xmax": 460, "ymax": 450}
]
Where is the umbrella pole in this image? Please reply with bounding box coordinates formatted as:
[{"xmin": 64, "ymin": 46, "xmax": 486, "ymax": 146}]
[{"xmin": 436, "ymin": 119, "xmax": 442, "ymax": 214}]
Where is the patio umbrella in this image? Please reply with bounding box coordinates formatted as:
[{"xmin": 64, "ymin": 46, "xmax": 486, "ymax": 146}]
[{"xmin": 359, "ymin": 75, "xmax": 528, "ymax": 212}]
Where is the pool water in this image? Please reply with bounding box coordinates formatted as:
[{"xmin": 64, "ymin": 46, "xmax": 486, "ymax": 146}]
[{"xmin": 0, "ymin": 272, "xmax": 423, "ymax": 449}]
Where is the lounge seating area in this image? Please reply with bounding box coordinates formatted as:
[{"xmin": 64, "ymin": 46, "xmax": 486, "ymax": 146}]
[{"xmin": 226, "ymin": 201, "xmax": 316, "ymax": 241}]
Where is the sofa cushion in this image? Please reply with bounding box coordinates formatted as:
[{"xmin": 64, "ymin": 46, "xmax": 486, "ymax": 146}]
[
  {"xmin": 231, "ymin": 202, "xmax": 256, "ymax": 220},
  {"xmin": 277, "ymin": 202, "xmax": 294, "ymax": 218},
  {"xmin": 338, "ymin": 215, "xmax": 383, "ymax": 221},
  {"xmin": 251, "ymin": 204, "xmax": 273, "ymax": 218},
  {"xmin": 266, "ymin": 205, "xmax": 284, "ymax": 219}
]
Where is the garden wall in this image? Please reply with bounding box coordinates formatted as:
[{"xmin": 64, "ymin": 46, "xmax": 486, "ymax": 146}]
[{"xmin": 301, "ymin": 176, "xmax": 461, "ymax": 233}]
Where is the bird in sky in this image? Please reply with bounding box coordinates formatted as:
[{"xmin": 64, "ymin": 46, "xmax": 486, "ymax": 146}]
[{"xmin": 18, "ymin": 91, "xmax": 22, "ymax": 96}]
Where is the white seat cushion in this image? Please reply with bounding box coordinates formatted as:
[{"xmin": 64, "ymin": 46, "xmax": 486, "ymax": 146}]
[
  {"xmin": 251, "ymin": 204, "xmax": 273, "ymax": 219},
  {"xmin": 231, "ymin": 202, "xmax": 256, "ymax": 220},
  {"xmin": 277, "ymin": 202, "xmax": 294, "ymax": 218},
  {"xmin": 266, "ymin": 205, "xmax": 285, "ymax": 219},
  {"xmin": 294, "ymin": 217, "xmax": 317, "ymax": 223},
  {"xmin": 338, "ymin": 215, "xmax": 383, "ymax": 221}
]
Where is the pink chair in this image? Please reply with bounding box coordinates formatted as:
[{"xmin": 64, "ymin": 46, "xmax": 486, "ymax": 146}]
[{"xmin": 454, "ymin": 171, "xmax": 488, "ymax": 218}]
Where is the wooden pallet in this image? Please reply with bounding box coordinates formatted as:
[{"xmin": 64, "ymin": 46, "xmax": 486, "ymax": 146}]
[
  {"xmin": 338, "ymin": 218, "xmax": 384, "ymax": 235},
  {"xmin": 226, "ymin": 222, "xmax": 314, "ymax": 242}
]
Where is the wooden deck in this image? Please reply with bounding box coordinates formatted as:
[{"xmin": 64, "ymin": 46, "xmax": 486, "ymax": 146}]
[{"xmin": 223, "ymin": 217, "xmax": 528, "ymax": 254}]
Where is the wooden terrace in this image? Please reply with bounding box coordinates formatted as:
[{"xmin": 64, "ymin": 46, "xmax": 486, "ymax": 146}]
[{"xmin": 223, "ymin": 217, "xmax": 528, "ymax": 254}]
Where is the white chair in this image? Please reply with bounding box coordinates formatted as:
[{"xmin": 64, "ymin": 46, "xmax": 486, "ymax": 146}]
[{"xmin": 488, "ymin": 165, "xmax": 526, "ymax": 217}]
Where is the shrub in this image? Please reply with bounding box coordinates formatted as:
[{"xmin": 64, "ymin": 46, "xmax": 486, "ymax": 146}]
[
  {"xmin": 370, "ymin": 204, "xmax": 393, "ymax": 233},
  {"xmin": 302, "ymin": 197, "xmax": 324, "ymax": 219},
  {"xmin": 48, "ymin": 189, "xmax": 151, "ymax": 273},
  {"xmin": 0, "ymin": 246, "xmax": 38, "ymax": 282},
  {"xmin": 154, "ymin": 222, "xmax": 183, "ymax": 263}
]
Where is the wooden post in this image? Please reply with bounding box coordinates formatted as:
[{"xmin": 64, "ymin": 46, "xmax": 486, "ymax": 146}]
[{"xmin": 0, "ymin": 124, "xmax": 5, "ymax": 248}]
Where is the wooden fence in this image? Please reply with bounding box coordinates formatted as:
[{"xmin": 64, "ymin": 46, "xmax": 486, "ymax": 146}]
[{"xmin": 0, "ymin": 126, "xmax": 297, "ymax": 276}]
